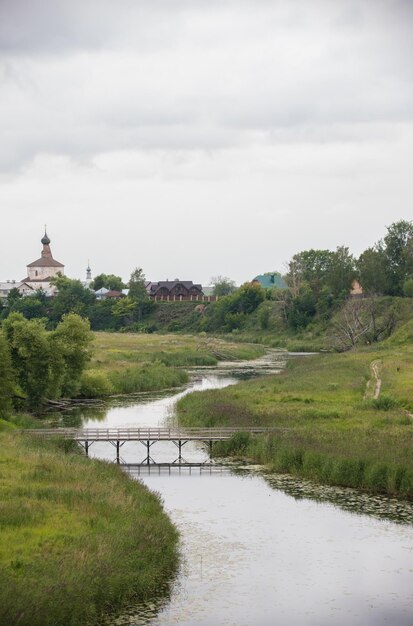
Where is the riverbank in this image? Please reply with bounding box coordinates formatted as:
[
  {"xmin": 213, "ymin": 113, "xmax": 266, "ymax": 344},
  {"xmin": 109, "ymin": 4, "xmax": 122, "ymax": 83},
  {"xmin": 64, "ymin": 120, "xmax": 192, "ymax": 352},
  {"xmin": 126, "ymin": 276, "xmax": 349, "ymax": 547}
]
[
  {"xmin": 79, "ymin": 332, "xmax": 265, "ymax": 397},
  {"xmin": 177, "ymin": 341, "xmax": 413, "ymax": 500},
  {"xmin": 0, "ymin": 432, "xmax": 179, "ymax": 626},
  {"xmin": 0, "ymin": 335, "xmax": 265, "ymax": 625}
]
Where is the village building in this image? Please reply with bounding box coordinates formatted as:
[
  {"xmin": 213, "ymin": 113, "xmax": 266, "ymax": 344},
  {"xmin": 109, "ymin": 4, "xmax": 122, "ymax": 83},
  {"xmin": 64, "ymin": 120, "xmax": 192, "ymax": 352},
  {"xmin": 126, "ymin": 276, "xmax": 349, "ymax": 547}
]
[
  {"xmin": 104, "ymin": 290, "xmax": 125, "ymax": 300},
  {"xmin": 94, "ymin": 287, "xmax": 128, "ymax": 300},
  {"xmin": 0, "ymin": 280, "xmax": 34, "ymax": 301},
  {"xmin": 146, "ymin": 280, "xmax": 204, "ymax": 301},
  {"xmin": 252, "ymin": 273, "xmax": 287, "ymax": 290},
  {"xmin": 95, "ymin": 287, "xmax": 109, "ymax": 300},
  {"xmin": 22, "ymin": 231, "xmax": 65, "ymax": 296},
  {"xmin": 350, "ymin": 279, "xmax": 364, "ymax": 298}
]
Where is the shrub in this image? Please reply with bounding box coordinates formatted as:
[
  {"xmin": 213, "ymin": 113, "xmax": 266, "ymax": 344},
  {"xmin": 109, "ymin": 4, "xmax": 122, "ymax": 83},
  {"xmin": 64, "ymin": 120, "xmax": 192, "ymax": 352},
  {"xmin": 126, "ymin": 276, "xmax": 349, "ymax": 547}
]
[
  {"xmin": 372, "ymin": 395, "xmax": 399, "ymax": 411},
  {"xmin": 79, "ymin": 370, "xmax": 113, "ymax": 397},
  {"xmin": 226, "ymin": 431, "xmax": 251, "ymax": 454},
  {"xmin": 403, "ymin": 277, "xmax": 413, "ymax": 297}
]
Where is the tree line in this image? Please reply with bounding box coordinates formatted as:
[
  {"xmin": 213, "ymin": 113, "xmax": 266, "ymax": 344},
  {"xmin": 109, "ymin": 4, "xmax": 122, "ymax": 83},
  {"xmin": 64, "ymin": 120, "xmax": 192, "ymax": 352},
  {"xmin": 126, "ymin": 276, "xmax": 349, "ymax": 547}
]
[
  {"xmin": 0, "ymin": 268, "xmax": 153, "ymax": 332},
  {"xmin": 0, "ymin": 220, "xmax": 412, "ymax": 335},
  {"xmin": 202, "ymin": 220, "xmax": 413, "ymax": 332}
]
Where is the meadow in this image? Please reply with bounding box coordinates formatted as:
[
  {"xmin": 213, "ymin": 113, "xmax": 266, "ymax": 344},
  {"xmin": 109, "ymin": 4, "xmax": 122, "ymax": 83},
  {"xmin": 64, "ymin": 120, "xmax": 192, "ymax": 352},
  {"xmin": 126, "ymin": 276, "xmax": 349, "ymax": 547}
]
[
  {"xmin": 177, "ymin": 326, "xmax": 413, "ymax": 499},
  {"xmin": 0, "ymin": 432, "xmax": 179, "ymax": 626},
  {"xmin": 79, "ymin": 332, "xmax": 265, "ymax": 397}
]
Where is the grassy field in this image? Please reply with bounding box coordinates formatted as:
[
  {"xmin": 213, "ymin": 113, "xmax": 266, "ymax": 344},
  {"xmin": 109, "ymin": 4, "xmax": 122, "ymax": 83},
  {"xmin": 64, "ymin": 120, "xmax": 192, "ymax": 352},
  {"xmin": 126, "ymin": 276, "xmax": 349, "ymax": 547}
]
[
  {"xmin": 79, "ymin": 333, "xmax": 265, "ymax": 397},
  {"xmin": 90, "ymin": 332, "xmax": 265, "ymax": 368},
  {"xmin": 0, "ymin": 431, "xmax": 179, "ymax": 626},
  {"xmin": 177, "ymin": 336, "xmax": 413, "ymax": 499}
]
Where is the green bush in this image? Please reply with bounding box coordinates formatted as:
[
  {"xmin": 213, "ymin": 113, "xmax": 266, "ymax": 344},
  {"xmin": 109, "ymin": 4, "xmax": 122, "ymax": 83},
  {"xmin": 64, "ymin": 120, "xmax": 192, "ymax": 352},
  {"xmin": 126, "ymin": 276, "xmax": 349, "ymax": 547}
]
[
  {"xmin": 225, "ymin": 431, "xmax": 251, "ymax": 454},
  {"xmin": 372, "ymin": 395, "xmax": 399, "ymax": 411},
  {"xmin": 79, "ymin": 369, "xmax": 113, "ymax": 397},
  {"xmin": 403, "ymin": 277, "xmax": 413, "ymax": 297}
]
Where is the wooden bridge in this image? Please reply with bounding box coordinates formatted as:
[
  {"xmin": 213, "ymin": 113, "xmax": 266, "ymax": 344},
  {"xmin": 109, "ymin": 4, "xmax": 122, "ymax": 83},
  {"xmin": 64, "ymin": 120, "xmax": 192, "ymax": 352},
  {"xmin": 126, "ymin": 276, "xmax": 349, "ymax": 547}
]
[{"xmin": 23, "ymin": 426, "xmax": 275, "ymax": 465}]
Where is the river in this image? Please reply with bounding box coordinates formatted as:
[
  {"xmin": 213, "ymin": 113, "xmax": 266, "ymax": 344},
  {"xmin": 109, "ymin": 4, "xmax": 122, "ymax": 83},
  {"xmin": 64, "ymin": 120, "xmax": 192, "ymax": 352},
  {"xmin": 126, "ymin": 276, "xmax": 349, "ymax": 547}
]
[{"xmin": 60, "ymin": 352, "xmax": 413, "ymax": 626}]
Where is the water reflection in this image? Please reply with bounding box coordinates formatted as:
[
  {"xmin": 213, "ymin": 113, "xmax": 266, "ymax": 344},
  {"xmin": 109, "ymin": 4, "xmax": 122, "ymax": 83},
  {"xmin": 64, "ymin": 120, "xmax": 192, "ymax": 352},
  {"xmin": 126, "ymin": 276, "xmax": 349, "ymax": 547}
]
[{"xmin": 111, "ymin": 469, "xmax": 413, "ymax": 626}]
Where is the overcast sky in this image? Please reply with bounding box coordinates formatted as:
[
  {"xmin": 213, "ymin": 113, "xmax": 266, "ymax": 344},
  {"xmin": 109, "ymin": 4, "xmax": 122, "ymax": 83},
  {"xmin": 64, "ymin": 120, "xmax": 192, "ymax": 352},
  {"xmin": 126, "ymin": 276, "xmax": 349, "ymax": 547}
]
[{"xmin": 1, "ymin": 0, "xmax": 412, "ymax": 285}]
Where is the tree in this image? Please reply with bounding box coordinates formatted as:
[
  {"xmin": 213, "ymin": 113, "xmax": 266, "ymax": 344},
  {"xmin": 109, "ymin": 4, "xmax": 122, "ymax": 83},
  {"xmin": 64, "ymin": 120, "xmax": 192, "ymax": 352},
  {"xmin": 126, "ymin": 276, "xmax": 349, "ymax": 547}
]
[
  {"xmin": 234, "ymin": 283, "xmax": 265, "ymax": 314},
  {"xmin": 330, "ymin": 297, "xmax": 397, "ymax": 350},
  {"xmin": 357, "ymin": 220, "xmax": 413, "ymax": 296},
  {"xmin": 2, "ymin": 313, "xmax": 53, "ymax": 409},
  {"xmin": 357, "ymin": 247, "xmax": 389, "ymax": 295},
  {"xmin": 203, "ymin": 283, "xmax": 265, "ymax": 331},
  {"xmin": 112, "ymin": 297, "xmax": 136, "ymax": 326},
  {"xmin": 285, "ymin": 249, "xmax": 334, "ymax": 297},
  {"xmin": 382, "ymin": 220, "xmax": 413, "ymax": 295},
  {"xmin": 49, "ymin": 276, "xmax": 96, "ymax": 323},
  {"xmin": 286, "ymin": 286, "xmax": 317, "ymax": 330},
  {"xmin": 6, "ymin": 287, "xmax": 22, "ymax": 309},
  {"xmin": 210, "ymin": 276, "xmax": 237, "ymax": 297},
  {"xmin": 2, "ymin": 312, "xmax": 93, "ymax": 408},
  {"xmin": 128, "ymin": 268, "xmax": 147, "ymax": 299},
  {"xmin": 330, "ymin": 299, "xmax": 373, "ymax": 350},
  {"xmin": 284, "ymin": 247, "xmax": 356, "ymax": 325},
  {"xmin": 0, "ymin": 332, "xmax": 16, "ymax": 416},
  {"xmin": 128, "ymin": 268, "xmax": 150, "ymax": 321},
  {"xmin": 91, "ymin": 273, "xmax": 125, "ymax": 291},
  {"xmin": 11, "ymin": 295, "xmax": 48, "ymax": 320},
  {"xmin": 51, "ymin": 314, "xmax": 93, "ymax": 396},
  {"xmin": 326, "ymin": 246, "xmax": 357, "ymax": 299},
  {"xmin": 88, "ymin": 299, "xmax": 120, "ymax": 331}
]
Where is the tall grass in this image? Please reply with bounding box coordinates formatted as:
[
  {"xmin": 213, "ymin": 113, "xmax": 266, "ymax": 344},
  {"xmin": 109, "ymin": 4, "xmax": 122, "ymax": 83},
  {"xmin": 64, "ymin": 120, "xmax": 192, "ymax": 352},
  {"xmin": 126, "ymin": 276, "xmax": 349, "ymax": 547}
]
[
  {"xmin": 75, "ymin": 333, "xmax": 264, "ymax": 398},
  {"xmin": 108, "ymin": 363, "xmax": 188, "ymax": 394},
  {"xmin": 79, "ymin": 362, "xmax": 188, "ymax": 397},
  {"xmin": 0, "ymin": 433, "xmax": 179, "ymax": 626},
  {"xmin": 177, "ymin": 345, "xmax": 413, "ymax": 500}
]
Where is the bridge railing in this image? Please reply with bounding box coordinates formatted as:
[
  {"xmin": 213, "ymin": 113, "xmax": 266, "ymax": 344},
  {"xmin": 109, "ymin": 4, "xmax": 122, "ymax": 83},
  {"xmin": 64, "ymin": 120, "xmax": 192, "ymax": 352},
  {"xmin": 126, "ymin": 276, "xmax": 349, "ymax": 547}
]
[{"xmin": 21, "ymin": 426, "xmax": 279, "ymax": 441}]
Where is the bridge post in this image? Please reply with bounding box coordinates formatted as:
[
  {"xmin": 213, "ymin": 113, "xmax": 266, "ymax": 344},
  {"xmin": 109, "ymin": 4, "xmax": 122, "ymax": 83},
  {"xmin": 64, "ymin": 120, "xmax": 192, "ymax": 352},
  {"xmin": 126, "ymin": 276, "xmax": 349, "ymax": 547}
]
[
  {"xmin": 209, "ymin": 440, "xmax": 213, "ymax": 460},
  {"xmin": 85, "ymin": 441, "xmax": 89, "ymax": 457},
  {"xmin": 178, "ymin": 439, "xmax": 182, "ymax": 463},
  {"xmin": 116, "ymin": 441, "xmax": 120, "ymax": 464}
]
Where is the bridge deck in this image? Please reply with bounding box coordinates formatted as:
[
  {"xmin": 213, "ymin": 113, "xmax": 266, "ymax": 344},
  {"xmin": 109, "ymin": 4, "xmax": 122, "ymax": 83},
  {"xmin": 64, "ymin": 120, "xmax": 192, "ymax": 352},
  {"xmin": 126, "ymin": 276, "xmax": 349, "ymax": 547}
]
[{"xmin": 22, "ymin": 426, "xmax": 276, "ymax": 442}]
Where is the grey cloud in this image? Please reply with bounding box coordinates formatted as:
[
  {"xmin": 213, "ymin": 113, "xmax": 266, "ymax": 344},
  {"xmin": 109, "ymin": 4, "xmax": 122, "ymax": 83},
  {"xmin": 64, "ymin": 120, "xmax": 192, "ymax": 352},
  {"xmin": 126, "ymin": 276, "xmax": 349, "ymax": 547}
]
[
  {"xmin": 0, "ymin": 0, "xmax": 412, "ymax": 171},
  {"xmin": 0, "ymin": 0, "xmax": 411, "ymax": 54}
]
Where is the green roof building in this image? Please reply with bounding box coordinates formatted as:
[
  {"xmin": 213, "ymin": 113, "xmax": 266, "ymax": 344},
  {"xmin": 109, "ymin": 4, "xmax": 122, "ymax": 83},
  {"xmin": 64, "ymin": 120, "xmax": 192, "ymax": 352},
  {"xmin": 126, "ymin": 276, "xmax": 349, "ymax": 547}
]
[{"xmin": 252, "ymin": 273, "xmax": 287, "ymax": 290}]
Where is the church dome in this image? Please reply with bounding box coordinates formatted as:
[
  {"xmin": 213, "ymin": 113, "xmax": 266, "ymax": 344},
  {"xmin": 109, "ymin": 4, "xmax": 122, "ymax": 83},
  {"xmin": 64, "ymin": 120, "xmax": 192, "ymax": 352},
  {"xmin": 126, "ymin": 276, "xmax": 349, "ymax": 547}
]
[{"xmin": 41, "ymin": 231, "xmax": 50, "ymax": 245}]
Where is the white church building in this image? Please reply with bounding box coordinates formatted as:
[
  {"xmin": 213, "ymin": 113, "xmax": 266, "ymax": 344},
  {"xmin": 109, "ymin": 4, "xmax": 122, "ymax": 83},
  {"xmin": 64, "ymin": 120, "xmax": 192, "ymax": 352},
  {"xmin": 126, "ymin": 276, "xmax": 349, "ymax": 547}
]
[
  {"xmin": 0, "ymin": 230, "xmax": 95, "ymax": 301},
  {"xmin": 22, "ymin": 230, "xmax": 65, "ymax": 296}
]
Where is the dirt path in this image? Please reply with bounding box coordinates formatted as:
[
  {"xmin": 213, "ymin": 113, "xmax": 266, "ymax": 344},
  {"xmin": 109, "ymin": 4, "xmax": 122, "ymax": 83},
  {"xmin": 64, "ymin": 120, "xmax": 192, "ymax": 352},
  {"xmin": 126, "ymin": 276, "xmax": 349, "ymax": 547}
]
[{"xmin": 364, "ymin": 360, "xmax": 382, "ymax": 400}]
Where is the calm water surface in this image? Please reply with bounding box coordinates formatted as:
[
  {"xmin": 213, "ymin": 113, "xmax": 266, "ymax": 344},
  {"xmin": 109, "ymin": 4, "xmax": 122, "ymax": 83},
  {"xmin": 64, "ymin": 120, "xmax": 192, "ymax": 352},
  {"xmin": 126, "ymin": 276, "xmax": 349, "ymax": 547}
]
[{"xmin": 68, "ymin": 353, "xmax": 413, "ymax": 626}]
